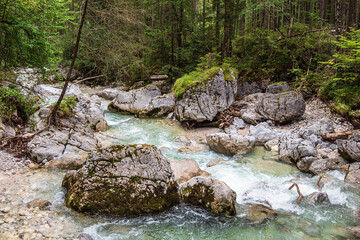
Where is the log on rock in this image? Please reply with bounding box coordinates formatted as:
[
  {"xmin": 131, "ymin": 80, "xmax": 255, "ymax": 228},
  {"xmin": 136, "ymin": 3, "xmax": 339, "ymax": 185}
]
[{"xmin": 321, "ymin": 130, "xmax": 360, "ymax": 141}]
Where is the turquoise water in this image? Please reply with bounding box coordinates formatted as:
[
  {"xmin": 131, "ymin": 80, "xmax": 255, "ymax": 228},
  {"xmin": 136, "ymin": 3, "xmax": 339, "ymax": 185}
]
[{"xmin": 26, "ymin": 108, "xmax": 360, "ymax": 239}]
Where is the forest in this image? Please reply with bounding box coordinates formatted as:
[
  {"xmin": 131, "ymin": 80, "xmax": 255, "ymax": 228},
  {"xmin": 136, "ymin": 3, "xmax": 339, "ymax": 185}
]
[{"xmin": 1, "ymin": 0, "xmax": 360, "ymax": 126}]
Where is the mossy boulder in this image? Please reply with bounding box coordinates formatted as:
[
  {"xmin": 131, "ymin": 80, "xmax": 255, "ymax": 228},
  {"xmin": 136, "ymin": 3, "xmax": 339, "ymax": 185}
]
[
  {"xmin": 62, "ymin": 144, "xmax": 180, "ymax": 216},
  {"xmin": 179, "ymin": 176, "xmax": 237, "ymax": 216},
  {"xmin": 174, "ymin": 68, "xmax": 237, "ymax": 123}
]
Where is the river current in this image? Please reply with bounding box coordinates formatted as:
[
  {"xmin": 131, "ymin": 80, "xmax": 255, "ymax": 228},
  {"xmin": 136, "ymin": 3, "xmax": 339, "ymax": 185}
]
[{"xmin": 22, "ymin": 100, "xmax": 360, "ymax": 240}]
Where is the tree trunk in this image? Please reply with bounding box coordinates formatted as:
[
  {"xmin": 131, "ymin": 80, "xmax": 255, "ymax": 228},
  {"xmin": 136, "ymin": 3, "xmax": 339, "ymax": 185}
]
[
  {"xmin": 49, "ymin": 0, "xmax": 89, "ymax": 124},
  {"xmin": 223, "ymin": 0, "xmax": 234, "ymax": 58}
]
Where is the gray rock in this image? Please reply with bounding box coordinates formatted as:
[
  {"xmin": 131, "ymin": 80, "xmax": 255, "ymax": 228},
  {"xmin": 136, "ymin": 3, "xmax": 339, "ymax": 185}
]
[
  {"xmin": 239, "ymin": 93, "xmax": 266, "ymax": 125},
  {"xmin": 207, "ymin": 133, "xmax": 255, "ymax": 156},
  {"xmin": 344, "ymin": 162, "xmax": 360, "ymax": 186},
  {"xmin": 266, "ymin": 82, "xmax": 290, "ymax": 94},
  {"xmin": 255, "ymin": 91, "xmax": 306, "ymax": 124},
  {"xmin": 264, "ymin": 139, "xmax": 279, "ymax": 151},
  {"xmin": 237, "ymin": 80, "xmax": 268, "ymax": 96},
  {"xmin": 78, "ymin": 233, "xmax": 94, "ymax": 240},
  {"xmin": 170, "ymin": 159, "xmax": 210, "ymax": 184},
  {"xmin": 303, "ymin": 192, "xmax": 330, "ymax": 205},
  {"xmin": 345, "ymin": 226, "xmax": 360, "ymax": 238},
  {"xmin": 241, "ymin": 203, "xmax": 278, "ymax": 224},
  {"xmin": 206, "ymin": 158, "xmax": 227, "ymax": 167},
  {"xmin": 62, "ymin": 145, "xmax": 179, "ymax": 216},
  {"xmin": 109, "ymin": 86, "xmax": 175, "ymax": 118},
  {"xmin": 96, "ymin": 88, "xmax": 124, "ymax": 100},
  {"xmin": 296, "ymin": 156, "xmax": 317, "ymax": 172},
  {"xmin": 278, "ymin": 134, "xmax": 303, "ymax": 164},
  {"xmin": 233, "ymin": 117, "xmax": 245, "ymax": 129},
  {"xmin": 179, "ymin": 176, "xmax": 236, "ymax": 216},
  {"xmin": 249, "ymin": 122, "xmax": 279, "ymax": 146},
  {"xmin": 309, "ymin": 158, "xmax": 347, "ymax": 175},
  {"xmin": 174, "ymin": 68, "xmax": 237, "ymax": 122},
  {"xmin": 337, "ymin": 132, "xmax": 360, "ymax": 162},
  {"xmin": 74, "ymin": 98, "xmax": 108, "ymax": 131},
  {"xmin": 299, "ymin": 118, "xmax": 335, "ymax": 139}
]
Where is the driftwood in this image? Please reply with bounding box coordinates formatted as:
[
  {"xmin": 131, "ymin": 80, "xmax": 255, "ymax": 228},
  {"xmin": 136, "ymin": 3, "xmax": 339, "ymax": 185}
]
[
  {"xmin": 289, "ymin": 183, "xmax": 303, "ymax": 204},
  {"xmin": 149, "ymin": 75, "xmax": 168, "ymax": 80},
  {"xmin": 321, "ymin": 130, "xmax": 359, "ymax": 141}
]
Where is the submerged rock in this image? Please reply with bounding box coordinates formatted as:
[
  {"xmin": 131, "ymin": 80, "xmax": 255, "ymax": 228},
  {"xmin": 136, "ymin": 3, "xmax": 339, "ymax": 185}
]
[
  {"xmin": 206, "ymin": 158, "xmax": 227, "ymax": 167},
  {"xmin": 174, "ymin": 68, "xmax": 237, "ymax": 123},
  {"xmin": 170, "ymin": 159, "xmax": 210, "ymax": 184},
  {"xmin": 26, "ymin": 200, "xmax": 52, "ymax": 210},
  {"xmin": 62, "ymin": 145, "xmax": 179, "ymax": 216},
  {"xmin": 179, "ymin": 176, "xmax": 236, "ymax": 216},
  {"xmin": 206, "ymin": 133, "xmax": 255, "ymax": 156},
  {"xmin": 303, "ymin": 192, "xmax": 330, "ymax": 205},
  {"xmin": 242, "ymin": 204, "xmax": 278, "ymax": 224}
]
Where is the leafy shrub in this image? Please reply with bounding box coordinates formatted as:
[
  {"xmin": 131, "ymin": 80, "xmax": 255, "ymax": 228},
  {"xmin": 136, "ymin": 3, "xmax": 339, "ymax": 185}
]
[
  {"xmin": 0, "ymin": 87, "xmax": 37, "ymax": 124},
  {"xmin": 319, "ymin": 29, "xmax": 360, "ymax": 119},
  {"xmin": 55, "ymin": 96, "xmax": 78, "ymax": 117}
]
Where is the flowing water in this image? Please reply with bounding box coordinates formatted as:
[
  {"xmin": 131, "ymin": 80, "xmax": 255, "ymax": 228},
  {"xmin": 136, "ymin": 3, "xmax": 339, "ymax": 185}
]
[{"xmin": 21, "ymin": 102, "xmax": 360, "ymax": 239}]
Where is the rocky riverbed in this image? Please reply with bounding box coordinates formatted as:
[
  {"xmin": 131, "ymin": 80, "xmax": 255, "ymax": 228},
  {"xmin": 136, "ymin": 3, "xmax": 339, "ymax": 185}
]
[{"xmin": 1, "ymin": 69, "xmax": 360, "ymax": 239}]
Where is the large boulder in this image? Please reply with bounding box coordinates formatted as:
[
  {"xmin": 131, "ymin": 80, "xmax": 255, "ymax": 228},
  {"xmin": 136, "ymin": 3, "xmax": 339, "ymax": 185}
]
[
  {"xmin": 255, "ymin": 91, "xmax": 305, "ymax": 124},
  {"xmin": 62, "ymin": 145, "xmax": 179, "ymax": 216},
  {"xmin": 337, "ymin": 132, "xmax": 360, "ymax": 162},
  {"xmin": 174, "ymin": 68, "xmax": 237, "ymax": 122},
  {"xmin": 179, "ymin": 176, "xmax": 236, "ymax": 216},
  {"xmin": 207, "ymin": 133, "xmax": 255, "ymax": 156},
  {"xmin": 266, "ymin": 82, "xmax": 290, "ymax": 94},
  {"xmin": 109, "ymin": 86, "xmax": 175, "ymax": 118},
  {"xmin": 170, "ymin": 159, "xmax": 210, "ymax": 184},
  {"xmin": 239, "ymin": 91, "xmax": 305, "ymax": 124}
]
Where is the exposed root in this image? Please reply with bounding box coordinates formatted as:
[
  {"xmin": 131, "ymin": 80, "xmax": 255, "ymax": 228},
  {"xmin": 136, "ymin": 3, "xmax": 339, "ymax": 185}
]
[{"xmin": 289, "ymin": 183, "xmax": 303, "ymax": 204}]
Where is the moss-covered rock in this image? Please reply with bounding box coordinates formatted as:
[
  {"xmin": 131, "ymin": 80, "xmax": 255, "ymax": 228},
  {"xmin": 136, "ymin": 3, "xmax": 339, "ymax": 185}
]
[
  {"xmin": 173, "ymin": 68, "xmax": 237, "ymax": 123},
  {"xmin": 179, "ymin": 176, "xmax": 236, "ymax": 216},
  {"xmin": 62, "ymin": 144, "xmax": 179, "ymax": 216}
]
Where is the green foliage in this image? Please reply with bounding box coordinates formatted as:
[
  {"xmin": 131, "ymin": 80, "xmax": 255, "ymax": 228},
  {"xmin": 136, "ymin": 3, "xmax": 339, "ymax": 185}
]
[
  {"xmin": 319, "ymin": 29, "xmax": 360, "ymax": 118},
  {"xmin": 0, "ymin": 86, "xmax": 37, "ymax": 124},
  {"xmin": 0, "ymin": 0, "xmax": 73, "ymax": 69},
  {"xmin": 55, "ymin": 96, "xmax": 78, "ymax": 117},
  {"xmin": 230, "ymin": 24, "xmax": 334, "ymax": 81}
]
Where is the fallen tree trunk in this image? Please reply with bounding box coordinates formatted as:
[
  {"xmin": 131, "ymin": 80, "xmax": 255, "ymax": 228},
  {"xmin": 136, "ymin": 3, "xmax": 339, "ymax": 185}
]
[{"xmin": 321, "ymin": 130, "xmax": 360, "ymax": 141}]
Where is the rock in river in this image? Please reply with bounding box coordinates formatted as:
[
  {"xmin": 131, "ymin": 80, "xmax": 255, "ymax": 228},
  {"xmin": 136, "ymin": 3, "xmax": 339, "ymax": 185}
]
[
  {"xmin": 206, "ymin": 133, "xmax": 255, "ymax": 156},
  {"xmin": 179, "ymin": 176, "xmax": 237, "ymax": 216},
  {"xmin": 170, "ymin": 159, "xmax": 210, "ymax": 184},
  {"xmin": 337, "ymin": 131, "xmax": 360, "ymax": 162},
  {"xmin": 62, "ymin": 145, "xmax": 179, "ymax": 216},
  {"xmin": 174, "ymin": 68, "xmax": 237, "ymax": 123}
]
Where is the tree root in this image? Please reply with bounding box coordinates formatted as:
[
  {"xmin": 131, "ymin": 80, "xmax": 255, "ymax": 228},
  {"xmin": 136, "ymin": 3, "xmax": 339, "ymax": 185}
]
[{"xmin": 289, "ymin": 183, "xmax": 303, "ymax": 204}]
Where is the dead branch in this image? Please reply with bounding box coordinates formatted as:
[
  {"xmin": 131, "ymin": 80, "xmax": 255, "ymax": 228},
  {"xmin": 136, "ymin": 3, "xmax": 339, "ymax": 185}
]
[
  {"xmin": 74, "ymin": 74, "xmax": 107, "ymax": 84},
  {"xmin": 321, "ymin": 130, "xmax": 360, "ymax": 141},
  {"xmin": 289, "ymin": 183, "xmax": 303, "ymax": 204},
  {"xmin": 0, "ymin": 126, "xmax": 49, "ymax": 148}
]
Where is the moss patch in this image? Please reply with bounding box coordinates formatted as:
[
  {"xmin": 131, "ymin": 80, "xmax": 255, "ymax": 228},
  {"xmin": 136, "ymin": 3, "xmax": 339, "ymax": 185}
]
[{"xmin": 171, "ymin": 65, "xmax": 237, "ymax": 99}]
